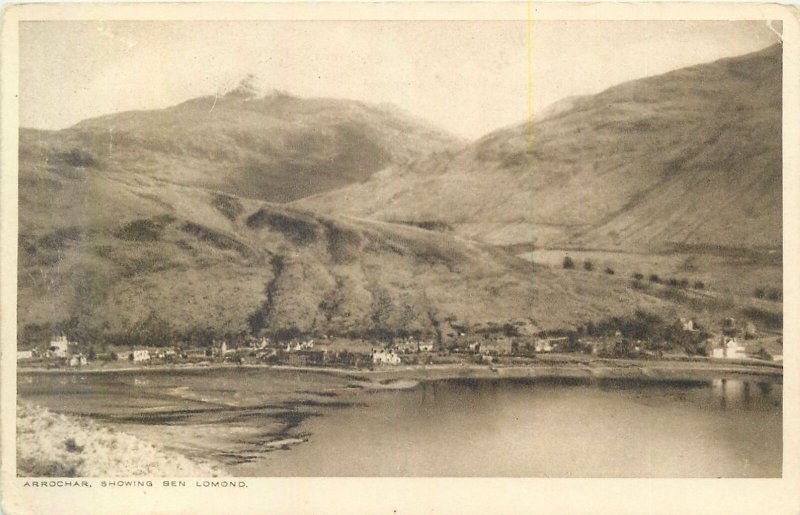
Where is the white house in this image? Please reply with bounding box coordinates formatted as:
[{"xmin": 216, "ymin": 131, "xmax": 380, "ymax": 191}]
[
  {"xmin": 48, "ymin": 335, "xmax": 71, "ymax": 358},
  {"xmin": 480, "ymin": 339, "xmax": 514, "ymax": 356},
  {"xmin": 371, "ymin": 349, "xmax": 401, "ymax": 365},
  {"xmin": 219, "ymin": 341, "xmax": 238, "ymax": 355},
  {"xmin": 711, "ymin": 337, "xmax": 747, "ymax": 360},
  {"xmin": 534, "ymin": 339, "xmax": 553, "ymax": 353},
  {"xmin": 69, "ymin": 354, "xmax": 88, "ymax": 367},
  {"xmin": 418, "ymin": 342, "xmax": 435, "ymax": 352},
  {"xmin": 157, "ymin": 349, "xmax": 177, "ymax": 360},
  {"xmin": 398, "ymin": 343, "xmax": 415, "ymax": 354},
  {"xmin": 132, "ymin": 349, "xmax": 151, "ymax": 362},
  {"xmin": 17, "ymin": 350, "xmax": 34, "ymax": 361}
]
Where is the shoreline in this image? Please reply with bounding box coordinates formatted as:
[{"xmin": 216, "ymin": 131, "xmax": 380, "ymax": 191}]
[
  {"xmin": 16, "ymin": 402, "xmax": 225, "ymax": 477},
  {"xmin": 18, "ymin": 357, "xmax": 783, "ymax": 384}
]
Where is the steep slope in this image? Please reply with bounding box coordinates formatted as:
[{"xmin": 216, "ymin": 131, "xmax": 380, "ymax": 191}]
[
  {"xmin": 18, "ymin": 150, "xmax": 689, "ymax": 345},
  {"xmin": 19, "ymin": 78, "xmax": 463, "ymax": 204},
  {"xmin": 297, "ymin": 44, "xmax": 782, "ymax": 251}
]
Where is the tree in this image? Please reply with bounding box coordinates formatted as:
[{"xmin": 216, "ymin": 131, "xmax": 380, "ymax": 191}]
[
  {"xmin": 398, "ymin": 302, "xmax": 418, "ymax": 338},
  {"xmin": 616, "ymin": 339, "xmax": 635, "ymax": 357},
  {"xmin": 604, "ymin": 267, "xmax": 615, "ymax": 275},
  {"xmin": 694, "ymin": 281, "xmax": 705, "ymax": 290},
  {"xmin": 562, "ymin": 256, "xmax": 575, "ymax": 269},
  {"xmin": 370, "ymin": 288, "xmax": 395, "ymax": 341},
  {"xmin": 19, "ymin": 322, "xmax": 53, "ymax": 351},
  {"xmin": 632, "ymin": 272, "xmax": 644, "ymax": 281},
  {"xmin": 503, "ymin": 323, "xmax": 519, "ymax": 337},
  {"xmin": 131, "ymin": 311, "xmax": 174, "ymax": 347},
  {"xmin": 247, "ymin": 310, "xmax": 267, "ymax": 336},
  {"xmin": 583, "ymin": 260, "xmax": 594, "ymax": 271},
  {"xmin": 273, "ymin": 326, "xmax": 302, "ymax": 342},
  {"xmin": 567, "ymin": 332, "xmax": 580, "ymax": 351},
  {"xmin": 319, "ymin": 283, "xmax": 345, "ymax": 322},
  {"xmin": 185, "ymin": 326, "xmax": 219, "ymax": 347},
  {"xmin": 649, "ymin": 274, "xmax": 661, "ymax": 283}
]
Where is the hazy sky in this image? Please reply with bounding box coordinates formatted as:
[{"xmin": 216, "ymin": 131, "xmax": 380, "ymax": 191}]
[{"xmin": 20, "ymin": 20, "xmax": 780, "ymax": 139}]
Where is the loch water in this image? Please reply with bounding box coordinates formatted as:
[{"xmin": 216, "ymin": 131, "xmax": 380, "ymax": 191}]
[{"xmin": 18, "ymin": 370, "xmax": 782, "ymax": 477}]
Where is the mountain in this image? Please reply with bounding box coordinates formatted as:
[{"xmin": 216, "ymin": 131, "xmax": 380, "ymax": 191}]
[
  {"xmin": 19, "ymin": 52, "xmax": 782, "ymax": 345},
  {"xmin": 296, "ymin": 44, "xmax": 782, "ymax": 251},
  {"xmin": 18, "ymin": 151, "xmax": 688, "ymax": 344},
  {"xmin": 20, "ymin": 78, "xmax": 464, "ymax": 204}
]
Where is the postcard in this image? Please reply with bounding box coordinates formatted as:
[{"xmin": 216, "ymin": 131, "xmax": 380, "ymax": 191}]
[{"xmin": 1, "ymin": 2, "xmax": 798, "ymax": 514}]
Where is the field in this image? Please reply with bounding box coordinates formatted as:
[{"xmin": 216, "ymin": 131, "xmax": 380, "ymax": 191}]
[{"xmin": 524, "ymin": 248, "xmax": 781, "ymax": 299}]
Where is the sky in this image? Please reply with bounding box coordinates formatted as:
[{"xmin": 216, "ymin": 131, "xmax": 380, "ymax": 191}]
[{"xmin": 19, "ymin": 20, "xmax": 780, "ymax": 139}]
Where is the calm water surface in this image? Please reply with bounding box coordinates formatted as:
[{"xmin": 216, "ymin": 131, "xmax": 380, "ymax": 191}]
[{"xmin": 18, "ymin": 370, "xmax": 782, "ymax": 477}]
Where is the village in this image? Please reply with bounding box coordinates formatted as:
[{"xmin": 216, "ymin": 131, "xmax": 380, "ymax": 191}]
[{"xmin": 16, "ymin": 313, "xmax": 783, "ymax": 372}]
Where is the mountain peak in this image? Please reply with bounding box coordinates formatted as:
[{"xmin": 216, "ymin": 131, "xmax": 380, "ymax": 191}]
[{"xmin": 224, "ymin": 74, "xmax": 287, "ymax": 99}]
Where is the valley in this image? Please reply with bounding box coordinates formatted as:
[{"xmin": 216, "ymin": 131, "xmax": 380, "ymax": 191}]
[{"xmin": 17, "ymin": 44, "xmax": 783, "ymax": 366}]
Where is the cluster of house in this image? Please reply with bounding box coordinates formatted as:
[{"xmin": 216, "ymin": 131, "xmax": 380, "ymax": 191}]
[
  {"xmin": 17, "ymin": 315, "xmax": 782, "ymax": 370},
  {"xmin": 208, "ymin": 320, "xmax": 782, "ymax": 365},
  {"xmin": 392, "ymin": 338, "xmax": 436, "ymax": 354},
  {"xmin": 709, "ymin": 317, "xmax": 782, "ymax": 362},
  {"xmin": 207, "ymin": 336, "xmax": 443, "ymax": 367},
  {"xmin": 196, "ymin": 337, "xmax": 364, "ymax": 368},
  {"xmin": 15, "ymin": 334, "xmax": 161, "ymax": 367},
  {"xmin": 126, "ymin": 349, "xmax": 152, "ymax": 362},
  {"xmin": 708, "ymin": 335, "xmax": 782, "ymax": 362},
  {"xmin": 451, "ymin": 336, "xmax": 568, "ymax": 357},
  {"xmin": 16, "ymin": 335, "xmax": 91, "ymax": 367},
  {"xmin": 710, "ymin": 337, "xmax": 747, "ymax": 360},
  {"xmin": 371, "ymin": 348, "xmax": 401, "ymax": 365},
  {"xmin": 284, "ymin": 339, "xmax": 316, "ymax": 352},
  {"xmin": 367, "ymin": 335, "xmax": 572, "ymax": 365}
]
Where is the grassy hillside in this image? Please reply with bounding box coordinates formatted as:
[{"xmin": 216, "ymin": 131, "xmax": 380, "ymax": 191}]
[
  {"xmin": 19, "ymin": 146, "xmax": 705, "ymax": 346},
  {"xmin": 297, "ymin": 44, "xmax": 782, "ymax": 251},
  {"xmin": 20, "ymin": 81, "xmax": 463, "ymax": 204},
  {"xmin": 18, "ymin": 50, "xmax": 783, "ymax": 347}
]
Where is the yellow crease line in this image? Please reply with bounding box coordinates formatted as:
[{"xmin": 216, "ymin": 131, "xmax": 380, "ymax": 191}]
[{"xmin": 527, "ymin": 1, "xmax": 537, "ymax": 284}]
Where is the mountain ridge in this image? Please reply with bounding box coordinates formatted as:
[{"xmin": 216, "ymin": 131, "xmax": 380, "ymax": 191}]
[
  {"xmin": 21, "ymin": 88, "xmax": 465, "ymax": 204},
  {"xmin": 17, "ymin": 46, "xmax": 783, "ymax": 346},
  {"xmin": 296, "ymin": 44, "xmax": 782, "ymax": 251}
]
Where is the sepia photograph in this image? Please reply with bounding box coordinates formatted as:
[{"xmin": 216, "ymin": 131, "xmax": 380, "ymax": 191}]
[{"xmin": 1, "ymin": 3, "xmax": 798, "ymax": 512}]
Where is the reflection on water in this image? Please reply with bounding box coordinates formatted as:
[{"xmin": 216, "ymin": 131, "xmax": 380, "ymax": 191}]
[
  {"xmin": 19, "ymin": 371, "xmax": 782, "ymax": 478},
  {"xmin": 710, "ymin": 378, "xmax": 779, "ymax": 410},
  {"xmin": 237, "ymin": 376, "xmax": 782, "ymax": 477}
]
